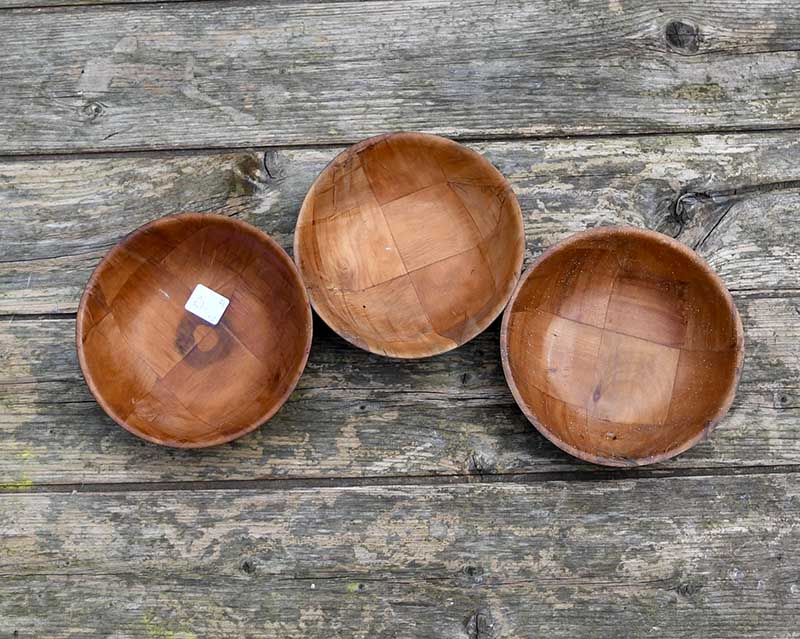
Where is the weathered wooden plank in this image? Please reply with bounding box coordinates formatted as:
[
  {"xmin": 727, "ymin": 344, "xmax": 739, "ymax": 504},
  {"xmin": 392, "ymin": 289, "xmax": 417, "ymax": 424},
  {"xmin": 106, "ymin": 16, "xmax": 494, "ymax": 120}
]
[
  {"xmin": 0, "ymin": 0, "xmax": 351, "ymax": 7},
  {"xmin": 2, "ymin": 131, "xmax": 799, "ymax": 483},
  {"xmin": 1, "ymin": 290, "xmax": 797, "ymax": 484},
  {"xmin": 2, "ymin": 131, "xmax": 800, "ymax": 315},
  {"xmin": 2, "ymin": 0, "xmax": 800, "ymax": 153},
  {"xmin": 2, "ymin": 473, "xmax": 799, "ymax": 637},
  {"xmin": 0, "ymin": 0, "xmax": 187, "ymax": 6}
]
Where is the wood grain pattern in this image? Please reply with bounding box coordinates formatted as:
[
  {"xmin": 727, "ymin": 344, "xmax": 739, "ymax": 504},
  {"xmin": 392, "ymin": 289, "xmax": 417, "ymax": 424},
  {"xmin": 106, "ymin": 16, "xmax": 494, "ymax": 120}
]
[
  {"xmin": 1, "ymin": 132, "xmax": 799, "ymax": 483},
  {"xmin": 0, "ymin": 0, "xmax": 184, "ymax": 5},
  {"xmin": 2, "ymin": 473, "xmax": 799, "ymax": 637},
  {"xmin": 3, "ymin": 132, "xmax": 800, "ymax": 316},
  {"xmin": 3, "ymin": 0, "xmax": 800, "ymax": 153},
  {"xmin": 502, "ymin": 227, "xmax": 744, "ymax": 467},
  {"xmin": 295, "ymin": 132, "xmax": 524, "ymax": 358},
  {"xmin": 0, "ymin": 291, "xmax": 795, "ymax": 485},
  {"xmin": 3, "ymin": 1, "xmax": 798, "ymax": 635},
  {"xmin": 77, "ymin": 213, "xmax": 313, "ymax": 447}
]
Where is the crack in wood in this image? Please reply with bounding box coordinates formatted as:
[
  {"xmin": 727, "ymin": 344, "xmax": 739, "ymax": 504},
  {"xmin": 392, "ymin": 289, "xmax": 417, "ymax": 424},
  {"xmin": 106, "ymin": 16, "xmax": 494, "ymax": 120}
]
[
  {"xmin": 671, "ymin": 178, "xmax": 800, "ymax": 248},
  {"xmin": 465, "ymin": 608, "xmax": 495, "ymax": 639},
  {"xmin": 3, "ymin": 464, "xmax": 800, "ymax": 495}
]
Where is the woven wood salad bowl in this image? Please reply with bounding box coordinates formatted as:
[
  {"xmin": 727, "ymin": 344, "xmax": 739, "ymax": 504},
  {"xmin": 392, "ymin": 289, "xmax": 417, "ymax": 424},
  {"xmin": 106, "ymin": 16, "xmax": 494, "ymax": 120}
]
[
  {"xmin": 77, "ymin": 213, "xmax": 312, "ymax": 448},
  {"xmin": 501, "ymin": 226, "xmax": 744, "ymax": 467},
  {"xmin": 294, "ymin": 132, "xmax": 525, "ymax": 358}
]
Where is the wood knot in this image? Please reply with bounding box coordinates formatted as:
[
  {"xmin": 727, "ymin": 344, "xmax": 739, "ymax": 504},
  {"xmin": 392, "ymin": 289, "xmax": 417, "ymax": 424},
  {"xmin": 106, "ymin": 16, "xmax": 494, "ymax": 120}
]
[
  {"xmin": 241, "ymin": 559, "xmax": 256, "ymax": 574},
  {"xmin": 774, "ymin": 392, "xmax": 793, "ymax": 409},
  {"xmin": 463, "ymin": 564, "xmax": 485, "ymax": 584},
  {"xmin": 465, "ymin": 608, "xmax": 496, "ymax": 639},
  {"xmin": 466, "ymin": 452, "xmax": 494, "ymax": 475},
  {"xmin": 80, "ymin": 100, "xmax": 107, "ymax": 122},
  {"xmin": 263, "ymin": 150, "xmax": 279, "ymax": 179},
  {"xmin": 665, "ymin": 20, "xmax": 701, "ymax": 53},
  {"xmin": 676, "ymin": 581, "xmax": 702, "ymax": 597},
  {"xmin": 345, "ymin": 582, "xmax": 366, "ymax": 593},
  {"xmin": 228, "ymin": 155, "xmax": 262, "ymax": 198},
  {"xmin": 662, "ymin": 191, "xmax": 698, "ymax": 237}
]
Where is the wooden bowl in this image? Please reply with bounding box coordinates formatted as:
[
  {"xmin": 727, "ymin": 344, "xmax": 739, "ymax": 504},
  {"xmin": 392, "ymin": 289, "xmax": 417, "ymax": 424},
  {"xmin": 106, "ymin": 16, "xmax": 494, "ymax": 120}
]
[
  {"xmin": 77, "ymin": 213, "xmax": 313, "ymax": 448},
  {"xmin": 501, "ymin": 226, "xmax": 744, "ymax": 467},
  {"xmin": 294, "ymin": 132, "xmax": 525, "ymax": 358}
]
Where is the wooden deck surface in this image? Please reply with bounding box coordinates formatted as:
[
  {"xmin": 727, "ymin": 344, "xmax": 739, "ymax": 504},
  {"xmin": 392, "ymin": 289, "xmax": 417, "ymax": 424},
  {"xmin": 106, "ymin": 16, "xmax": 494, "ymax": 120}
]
[{"xmin": 1, "ymin": 1, "xmax": 799, "ymax": 637}]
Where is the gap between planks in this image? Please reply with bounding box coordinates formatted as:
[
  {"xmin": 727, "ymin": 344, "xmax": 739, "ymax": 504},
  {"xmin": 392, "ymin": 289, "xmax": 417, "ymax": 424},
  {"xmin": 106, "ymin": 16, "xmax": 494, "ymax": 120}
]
[
  {"xmin": 4, "ymin": 125, "xmax": 800, "ymax": 162},
  {"xmin": 3, "ymin": 464, "xmax": 800, "ymax": 495},
  {"xmin": 0, "ymin": 0, "xmax": 383, "ymax": 13},
  {"xmin": 2, "ymin": 130, "xmax": 797, "ymax": 491}
]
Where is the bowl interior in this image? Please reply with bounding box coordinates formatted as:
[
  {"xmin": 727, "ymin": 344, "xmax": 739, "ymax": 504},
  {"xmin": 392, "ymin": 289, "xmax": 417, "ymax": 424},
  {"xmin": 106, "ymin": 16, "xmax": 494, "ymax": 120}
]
[
  {"xmin": 77, "ymin": 214, "xmax": 312, "ymax": 447},
  {"xmin": 295, "ymin": 132, "xmax": 524, "ymax": 358},
  {"xmin": 502, "ymin": 228, "xmax": 743, "ymax": 466}
]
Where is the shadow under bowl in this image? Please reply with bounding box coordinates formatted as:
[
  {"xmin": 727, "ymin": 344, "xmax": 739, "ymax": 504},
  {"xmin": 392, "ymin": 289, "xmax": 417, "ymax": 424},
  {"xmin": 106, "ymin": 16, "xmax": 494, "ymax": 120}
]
[
  {"xmin": 294, "ymin": 131, "xmax": 525, "ymax": 359},
  {"xmin": 501, "ymin": 226, "xmax": 744, "ymax": 467},
  {"xmin": 77, "ymin": 213, "xmax": 312, "ymax": 448}
]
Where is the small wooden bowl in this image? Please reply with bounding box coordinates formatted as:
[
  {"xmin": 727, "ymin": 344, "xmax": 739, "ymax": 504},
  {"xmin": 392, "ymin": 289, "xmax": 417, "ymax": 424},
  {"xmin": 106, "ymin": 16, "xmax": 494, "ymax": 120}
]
[
  {"xmin": 294, "ymin": 132, "xmax": 525, "ymax": 358},
  {"xmin": 501, "ymin": 226, "xmax": 744, "ymax": 467},
  {"xmin": 77, "ymin": 213, "xmax": 312, "ymax": 448}
]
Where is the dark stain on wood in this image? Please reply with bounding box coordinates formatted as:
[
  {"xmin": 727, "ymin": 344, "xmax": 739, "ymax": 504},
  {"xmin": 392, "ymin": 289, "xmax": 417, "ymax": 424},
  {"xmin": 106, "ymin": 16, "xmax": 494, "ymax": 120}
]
[
  {"xmin": 666, "ymin": 20, "xmax": 701, "ymax": 53},
  {"xmin": 465, "ymin": 608, "xmax": 497, "ymax": 639},
  {"xmin": 228, "ymin": 154, "xmax": 262, "ymax": 199}
]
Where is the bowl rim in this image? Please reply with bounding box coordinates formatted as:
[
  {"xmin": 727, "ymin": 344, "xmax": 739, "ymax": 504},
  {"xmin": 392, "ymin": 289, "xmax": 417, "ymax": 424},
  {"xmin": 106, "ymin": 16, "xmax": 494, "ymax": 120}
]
[
  {"xmin": 499, "ymin": 225, "xmax": 745, "ymax": 467},
  {"xmin": 294, "ymin": 130, "xmax": 525, "ymax": 359},
  {"xmin": 76, "ymin": 212, "xmax": 313, "ymax": 449}
]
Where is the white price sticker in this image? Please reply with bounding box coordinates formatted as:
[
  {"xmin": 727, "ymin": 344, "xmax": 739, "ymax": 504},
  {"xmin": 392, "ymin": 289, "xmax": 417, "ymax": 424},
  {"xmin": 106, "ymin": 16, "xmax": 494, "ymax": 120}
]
[{"xmin": 184, "ymin": 284, "xmax": 230, "ymax": 325}]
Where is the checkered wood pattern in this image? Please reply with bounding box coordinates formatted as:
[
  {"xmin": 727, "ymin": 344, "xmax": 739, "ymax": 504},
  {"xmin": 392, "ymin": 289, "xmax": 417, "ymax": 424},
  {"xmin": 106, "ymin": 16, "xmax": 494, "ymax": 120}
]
[
  {"xmin": 503, "ymin": 228, "xmax": 743, "ymax": 466},
  {"xmin": 295, "ymin": 132, "xmax": 524, "ymax": 358},
  {"xmin": 77, "ymin": 214, "xmax": 312, "ymax": 447}
]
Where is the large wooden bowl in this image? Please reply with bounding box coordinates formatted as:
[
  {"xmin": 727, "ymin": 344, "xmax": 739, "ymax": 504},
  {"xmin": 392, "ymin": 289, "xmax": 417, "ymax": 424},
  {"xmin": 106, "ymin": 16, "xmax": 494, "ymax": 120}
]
[
  {"xmin": 294, "ymin": 132, "xmax": 525, "ymax": 358},
  {"xmin": 501, "ymin": 226, "xmax": 744, "ymax": 466},
  {"xmin": 77, "ymin": 213, "xmax": 313, "ymax": 448}
]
